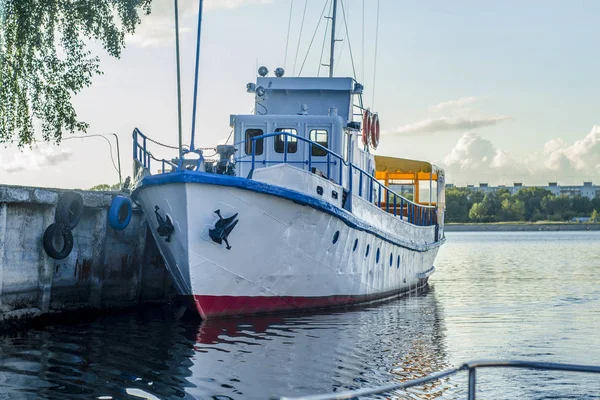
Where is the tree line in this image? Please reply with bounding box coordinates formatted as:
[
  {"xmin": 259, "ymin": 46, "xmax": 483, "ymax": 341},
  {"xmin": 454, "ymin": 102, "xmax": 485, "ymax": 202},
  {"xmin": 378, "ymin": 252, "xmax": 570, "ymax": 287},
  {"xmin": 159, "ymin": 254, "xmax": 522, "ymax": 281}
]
[{"xmin": 446, "ymin": 187, "xmax": 600, "ymax": 223}]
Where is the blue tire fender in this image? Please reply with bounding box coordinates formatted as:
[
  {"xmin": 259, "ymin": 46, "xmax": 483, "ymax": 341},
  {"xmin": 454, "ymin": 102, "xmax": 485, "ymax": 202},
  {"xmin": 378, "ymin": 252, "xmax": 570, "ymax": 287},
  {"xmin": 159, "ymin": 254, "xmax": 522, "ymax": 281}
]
[{"xmin": 108, "ymin": 195, "xmax": 132, "ymax": 230}]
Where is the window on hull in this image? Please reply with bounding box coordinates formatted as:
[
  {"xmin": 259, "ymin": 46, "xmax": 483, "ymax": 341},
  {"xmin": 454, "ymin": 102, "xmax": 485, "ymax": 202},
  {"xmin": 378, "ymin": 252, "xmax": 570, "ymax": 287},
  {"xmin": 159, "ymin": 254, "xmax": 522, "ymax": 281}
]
[
  {"xmin": 274, "ymin": 128, "xmax": 298, "ymax": 153},
  {"xmin": 244, "ymin": 129, "xmax": 264, "ymax": 155},
  {"xmin": 309, "ymin": 129, "xmax": 328, "ymax": 156}
]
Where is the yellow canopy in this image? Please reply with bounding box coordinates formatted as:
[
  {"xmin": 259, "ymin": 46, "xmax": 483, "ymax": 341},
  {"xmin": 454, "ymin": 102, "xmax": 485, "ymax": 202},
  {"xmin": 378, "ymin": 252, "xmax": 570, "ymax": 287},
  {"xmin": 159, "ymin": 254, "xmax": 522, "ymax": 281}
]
[{"xmin": 374, "ymin": 155, "xmax": 438, "ymax": 181}]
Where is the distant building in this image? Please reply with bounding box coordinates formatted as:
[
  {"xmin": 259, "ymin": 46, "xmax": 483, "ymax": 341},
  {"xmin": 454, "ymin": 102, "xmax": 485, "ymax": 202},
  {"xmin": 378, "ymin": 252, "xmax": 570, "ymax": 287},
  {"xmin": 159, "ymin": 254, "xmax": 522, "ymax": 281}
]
[{"xmin": 450, "ymin": 181, "xmax": 600, "ymax": 200}]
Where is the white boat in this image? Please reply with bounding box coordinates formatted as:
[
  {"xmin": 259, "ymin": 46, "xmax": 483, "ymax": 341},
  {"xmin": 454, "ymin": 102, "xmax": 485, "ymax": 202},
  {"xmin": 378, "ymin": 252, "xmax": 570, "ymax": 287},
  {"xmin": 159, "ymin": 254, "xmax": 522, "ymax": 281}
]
[{"xmin": 131, "ymin": 0, "xmax": 446, "ymax": 319}]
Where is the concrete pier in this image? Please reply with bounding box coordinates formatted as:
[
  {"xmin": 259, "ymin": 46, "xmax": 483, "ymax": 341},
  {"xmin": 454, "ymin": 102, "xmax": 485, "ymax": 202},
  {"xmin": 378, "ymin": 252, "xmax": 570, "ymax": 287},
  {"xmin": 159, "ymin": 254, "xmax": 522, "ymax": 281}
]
[{"xmin": 0, "ymin": 184, "xmax": 174, "ymax": 326}]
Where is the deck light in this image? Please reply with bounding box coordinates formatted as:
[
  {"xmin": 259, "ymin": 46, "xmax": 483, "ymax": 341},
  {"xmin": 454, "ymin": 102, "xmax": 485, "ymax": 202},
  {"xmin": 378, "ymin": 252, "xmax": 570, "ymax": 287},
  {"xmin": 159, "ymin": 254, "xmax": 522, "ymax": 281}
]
[
  {"xmin": 258, "ymin": 66, "xmax": 269, "ymax": 77},
  {"xmin": 275, "ymin": 67, "xmax": 285, "ymax": 77}
]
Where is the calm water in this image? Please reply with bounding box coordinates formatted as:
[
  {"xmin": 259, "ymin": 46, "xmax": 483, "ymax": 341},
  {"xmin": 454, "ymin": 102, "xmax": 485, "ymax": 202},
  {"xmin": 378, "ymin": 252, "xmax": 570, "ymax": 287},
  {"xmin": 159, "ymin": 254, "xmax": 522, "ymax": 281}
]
[{"xmin": 1, "ymin": 232, "xmax": 599, "ymax": 399}]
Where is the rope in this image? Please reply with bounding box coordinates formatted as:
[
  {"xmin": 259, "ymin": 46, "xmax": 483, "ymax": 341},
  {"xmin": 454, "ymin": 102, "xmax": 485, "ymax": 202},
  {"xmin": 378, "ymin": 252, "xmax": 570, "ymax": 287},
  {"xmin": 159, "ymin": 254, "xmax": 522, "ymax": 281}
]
[
  {"xmin": 298, "ymin": 0, "xmax": 330, "ymax": 76},
  {"xmin": 317, "ymin": 0, "xmax": 334, "ymax": 77},
  {"xmin": 283, "ymin": 0, "xmax": 294, "ymax": 70},
  {"xmin": 225, "ymin": 129, "xmax": 234, "ymax": 145},
  {"xmin": 339, "ymin": 0, "xmax": 357, "ymax": 80},
  {"xmin": 372, "ymin": 0, "xmax": 381, "ymax": 109},
  {"xmin": 144, "ymin": 135, "xmax": 188, "ymax": 150},
  {"xmin": 292, "ymin": 0, "xmax": 308, "ymax": 76}
]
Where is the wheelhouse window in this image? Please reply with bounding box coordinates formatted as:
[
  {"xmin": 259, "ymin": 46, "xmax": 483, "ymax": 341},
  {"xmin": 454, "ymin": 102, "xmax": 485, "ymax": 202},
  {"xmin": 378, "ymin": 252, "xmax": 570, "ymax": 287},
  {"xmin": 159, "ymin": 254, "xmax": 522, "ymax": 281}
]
[
  {"xmin": 244, "ymin": 129, "xmax": 264, "ymax": 155},
  {"xmin": 274, "ymin": 128, "xmax": 298, "ymax": 153},
  {"xmin": 310, "ymin": 129, "xmax": 328, "ymax": 156}
]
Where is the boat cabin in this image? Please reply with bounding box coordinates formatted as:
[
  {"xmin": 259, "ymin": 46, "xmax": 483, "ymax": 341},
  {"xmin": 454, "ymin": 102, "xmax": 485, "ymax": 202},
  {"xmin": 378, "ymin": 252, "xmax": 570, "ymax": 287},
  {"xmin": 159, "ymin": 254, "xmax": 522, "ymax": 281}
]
[
  {"xmin": 231, "ymin": 75, "xmax": 370, "ymax": 184},
  {"xmin": 229, "ymin": 69, "xmax": 444, "ymax": 226}
]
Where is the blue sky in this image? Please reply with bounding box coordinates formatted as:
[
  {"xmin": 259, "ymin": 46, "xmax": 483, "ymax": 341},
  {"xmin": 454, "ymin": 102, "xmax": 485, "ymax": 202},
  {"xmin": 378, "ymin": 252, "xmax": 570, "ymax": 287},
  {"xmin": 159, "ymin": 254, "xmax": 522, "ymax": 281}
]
[{"xmin": 1, "ymin": 0, "xmax": 599, "ymax": 188}]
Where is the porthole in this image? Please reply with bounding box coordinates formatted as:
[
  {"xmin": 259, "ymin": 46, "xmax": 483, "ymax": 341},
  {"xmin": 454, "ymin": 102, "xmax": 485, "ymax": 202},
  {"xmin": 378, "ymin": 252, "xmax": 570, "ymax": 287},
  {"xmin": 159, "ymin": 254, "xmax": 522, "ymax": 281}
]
[
  {"xmin": 390, "ymin": 253, "xmax": 393, "ymax": 267},
  {"xmin": 333, "ymin": 231, "xmax": 340, "ymax": 244},
  {"xmin": 376, "ymin": 248, "xmax": 380, "ymax": 263},
  {"xmin": 365, "ymin": 244, "xmax": 370, "ymax": 257},
  {"xmin": 353, "ymin": 238, "xmax": 358, "ymax": 251},
  {"xmin": 397, "ymin": 255, "xmax": 400, "ymax": 268}
]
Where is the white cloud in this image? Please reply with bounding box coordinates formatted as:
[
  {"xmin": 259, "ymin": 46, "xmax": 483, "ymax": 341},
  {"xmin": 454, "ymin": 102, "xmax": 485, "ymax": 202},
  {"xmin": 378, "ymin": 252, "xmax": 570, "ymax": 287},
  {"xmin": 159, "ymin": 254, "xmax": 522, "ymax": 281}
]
[
  {"xmin": 127, "ymin": 20, "xmax": 192, "ymax": 48},
  {"xmin": 443, "ymin": 132, "xmax": 523, "ymax": 179},
  {"xmin": 432, "ymin": 96, "xmax": 478, "ymax": 110},
  {"xmin": 127, "ymin": 0, "xmax": 273, "ymax": 47},
  {"xmin": 1, "ymin": 146, "xmax": 73, "ymax": 174},
  {"xmin": 544, "ymin": 126, "xmax": 600, "ymax": 174},
  {"xmin": 441, "ymin": 126, "xmax": 600, "ymax": 185},
  {"xmin": 391, "ymin": 115, "xmax": 510, "ymax": 136}
]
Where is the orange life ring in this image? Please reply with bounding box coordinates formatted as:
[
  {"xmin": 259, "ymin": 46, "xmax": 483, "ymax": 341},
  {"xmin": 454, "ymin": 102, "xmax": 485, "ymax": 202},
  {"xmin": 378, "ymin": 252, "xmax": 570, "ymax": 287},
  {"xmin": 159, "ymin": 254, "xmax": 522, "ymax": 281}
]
[
  {"xmin": 362, "ymin": 110, "xmax": 370, "ymax": 146},
  {"xmin": 370, "ymin": 113, "xmax": 380, "ymax": 149}
]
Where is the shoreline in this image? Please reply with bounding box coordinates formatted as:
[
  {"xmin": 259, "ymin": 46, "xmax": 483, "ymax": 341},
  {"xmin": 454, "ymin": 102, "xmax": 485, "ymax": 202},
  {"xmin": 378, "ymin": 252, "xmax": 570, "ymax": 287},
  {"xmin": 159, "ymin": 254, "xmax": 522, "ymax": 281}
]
[{"xmin": 444, "ymin": 223, "xmax": 600, "ymax": 232}]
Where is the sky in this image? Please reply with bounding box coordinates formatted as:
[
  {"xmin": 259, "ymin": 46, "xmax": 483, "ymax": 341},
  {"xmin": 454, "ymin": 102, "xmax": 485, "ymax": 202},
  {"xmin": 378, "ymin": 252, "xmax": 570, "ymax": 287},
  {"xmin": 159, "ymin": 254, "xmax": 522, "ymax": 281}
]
[{"xmin": 1, "ymin": 0, "xmax": 599, "ymax": 189}]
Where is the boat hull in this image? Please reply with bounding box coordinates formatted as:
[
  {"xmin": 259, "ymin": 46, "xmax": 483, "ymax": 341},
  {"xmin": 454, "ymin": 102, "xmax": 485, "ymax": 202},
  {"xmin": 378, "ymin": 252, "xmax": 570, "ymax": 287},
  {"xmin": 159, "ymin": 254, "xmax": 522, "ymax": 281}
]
[
  {"xmin": 134, "ymin": 172, "xmax": 442, "ymax": 318},
  {"xmin": 188, "ymin": 281, "xmax": 432, "ymax": 317}
]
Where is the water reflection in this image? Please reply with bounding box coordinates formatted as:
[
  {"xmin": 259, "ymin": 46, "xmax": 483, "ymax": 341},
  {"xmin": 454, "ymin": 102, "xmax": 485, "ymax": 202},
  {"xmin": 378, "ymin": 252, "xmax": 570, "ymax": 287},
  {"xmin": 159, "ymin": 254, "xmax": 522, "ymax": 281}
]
[
  {"xmin": 187, "ymin": 289, "xmax": 451, "ymax": 399},
  {"xmin": 0, "ymin": 288, "xmax": 452, "ymax": 399}
]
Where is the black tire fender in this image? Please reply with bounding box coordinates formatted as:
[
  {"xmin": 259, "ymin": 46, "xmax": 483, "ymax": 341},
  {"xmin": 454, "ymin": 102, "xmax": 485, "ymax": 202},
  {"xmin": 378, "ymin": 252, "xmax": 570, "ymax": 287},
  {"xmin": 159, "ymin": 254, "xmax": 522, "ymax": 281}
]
[
  {"xmin": 42, "ymin": 223, "xmax": 74, "ymax": 260},
  {"xmin": 55, "ymin": 192, "xmax": 84, "ymax": 229}
]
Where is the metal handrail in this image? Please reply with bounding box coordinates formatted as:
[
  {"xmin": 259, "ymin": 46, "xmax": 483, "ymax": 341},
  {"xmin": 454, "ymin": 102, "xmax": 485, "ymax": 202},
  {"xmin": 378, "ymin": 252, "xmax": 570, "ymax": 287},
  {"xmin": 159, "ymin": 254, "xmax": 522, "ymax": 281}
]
[
  {"xmin": 133, "ymin": 128, "xmax": 179, "ymax": 173},
  {"xmin": 242, "ymin": 132, "xmax": 436, "ymax": 226},
  {"xmin": 280, "ymin": 360, "xmax": 600, "ymax": 400},
  {"xmin": 132, "ymin": 129, "xmax": 437, "ymax": 227}
]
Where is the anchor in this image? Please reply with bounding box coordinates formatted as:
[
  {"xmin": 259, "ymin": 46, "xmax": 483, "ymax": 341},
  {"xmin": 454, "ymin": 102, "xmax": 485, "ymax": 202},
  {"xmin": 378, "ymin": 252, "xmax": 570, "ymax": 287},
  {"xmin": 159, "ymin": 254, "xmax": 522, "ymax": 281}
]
[
  {"xmin": 209, "ymin": 209, "xmax": 239, "ymax": 250},
  {"xmin": 154, "ymin": 206, "xmax": 174, "ymax": 242}
]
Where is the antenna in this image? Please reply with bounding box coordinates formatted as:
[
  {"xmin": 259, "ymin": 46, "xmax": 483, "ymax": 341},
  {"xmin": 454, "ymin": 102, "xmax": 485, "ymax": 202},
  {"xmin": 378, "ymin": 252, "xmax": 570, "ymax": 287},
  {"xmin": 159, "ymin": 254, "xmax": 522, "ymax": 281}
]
[{"xmin": 328, "ymin": 0, "xmax": 338, "ymax": 77}]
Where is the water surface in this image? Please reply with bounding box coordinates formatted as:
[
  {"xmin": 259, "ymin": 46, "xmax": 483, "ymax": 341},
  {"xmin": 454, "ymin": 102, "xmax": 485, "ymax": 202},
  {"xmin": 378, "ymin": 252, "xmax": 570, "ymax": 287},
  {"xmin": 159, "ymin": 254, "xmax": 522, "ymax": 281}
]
[{"xmin": 0, "ymin": 231, "xmax": 598, "ymax": 399}]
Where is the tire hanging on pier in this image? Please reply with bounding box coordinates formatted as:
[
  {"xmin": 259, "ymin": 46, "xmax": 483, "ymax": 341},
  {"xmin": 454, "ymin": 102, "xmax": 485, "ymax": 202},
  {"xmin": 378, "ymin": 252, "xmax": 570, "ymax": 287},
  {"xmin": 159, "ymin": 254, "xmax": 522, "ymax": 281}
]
[
  {"xmin": 370, "ymin": 113, "xmax": 380, "ymax": 150},
  {"xmin": 55, "ymin": 192, "xmax": 84, "ymax": 229},
  {"xmin": 362, "ymin": 110, "xmax": 371, "ymax": 147},
  {"xmin": 43, "ymin": 223, "xmax": 74, "ymax": 260},
  {"xmin": 108, "ymin": 195, "xmax": 132, "ymax": 231}
]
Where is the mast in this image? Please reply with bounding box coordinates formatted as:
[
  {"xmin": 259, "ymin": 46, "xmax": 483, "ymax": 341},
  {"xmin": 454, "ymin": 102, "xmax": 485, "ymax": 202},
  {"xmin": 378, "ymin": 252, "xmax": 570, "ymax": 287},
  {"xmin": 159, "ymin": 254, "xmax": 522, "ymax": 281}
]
[
  {"xmin": 173, "ymin": 0, "xmax": 183, "ymax": 160},
  {"xmin": 328, "ymin": 0, "xmax": 338, "ymax": 78},
  {"xmin": 190, "ymin": 0, "xmax": 204, "ymax": 152}
]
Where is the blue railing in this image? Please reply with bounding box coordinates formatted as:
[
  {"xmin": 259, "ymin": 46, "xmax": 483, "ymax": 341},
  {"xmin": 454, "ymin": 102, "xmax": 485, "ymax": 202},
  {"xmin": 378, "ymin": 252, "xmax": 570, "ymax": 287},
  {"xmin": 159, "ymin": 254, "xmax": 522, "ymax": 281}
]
[
  {"xmin": 132, "ymin": 129, "xmax": 437, "ymax": 227},
  {"xmin": 280, "ymin": 360, "xmax": 600, "ymax": 400},
  {"xmin": 242, "ymin": 132, "xmax": 437, "ymax": 227},
  {"xmin": 133, "ymin": 128, "xmax": 178, "ymax": 173}
]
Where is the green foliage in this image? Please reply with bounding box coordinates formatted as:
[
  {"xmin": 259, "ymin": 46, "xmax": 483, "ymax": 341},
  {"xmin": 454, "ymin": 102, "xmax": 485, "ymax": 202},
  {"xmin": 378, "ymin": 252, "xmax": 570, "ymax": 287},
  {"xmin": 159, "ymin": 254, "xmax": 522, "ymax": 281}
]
[
  {"xmin": 446, "ymin": 188, "xmax": 597, "ymax": 223},
  {"xmin": 90, "ymin": 183, "xmax": 120, "ymax": 191},
  {"xmin": 592, "ymin": 197, "xmax": 600, "ymax": 212},
  {"xmin": 0, "ymin": 0, "xmax": 152, "ymax": 147},
  {"xmin": 515, "ymin": 187, "xmax": 551, "ymax": 220},
  {"xmin": 591, "ymin": 209, "xmax": 599, "ymax": 222},
  {"xmin": 500, "ymin": 198, "xmax": 526, "ymax": 221},
  {"xmin": 445, "ymin": 187, "xmax": 474, "ymax": 222},
  {"xmin": 468, "ymin": 202, "xmax": 487, "ymax": 222}
]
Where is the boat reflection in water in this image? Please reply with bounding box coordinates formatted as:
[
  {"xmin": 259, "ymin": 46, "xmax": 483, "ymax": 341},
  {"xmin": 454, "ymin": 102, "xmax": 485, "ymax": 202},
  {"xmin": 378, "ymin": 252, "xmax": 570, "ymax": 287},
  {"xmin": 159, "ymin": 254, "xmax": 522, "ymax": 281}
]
[
  {"xmin": 185, "ymin": 287, "xmax": 454, "ymax": 399},
  {"xmin": 0, "ymin": 287, "xmax": 455, "ymax": 399}
]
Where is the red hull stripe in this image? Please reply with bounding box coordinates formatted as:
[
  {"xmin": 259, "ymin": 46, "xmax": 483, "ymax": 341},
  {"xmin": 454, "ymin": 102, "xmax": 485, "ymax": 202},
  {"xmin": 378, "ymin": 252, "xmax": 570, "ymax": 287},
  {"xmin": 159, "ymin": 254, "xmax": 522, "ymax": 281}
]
[{"xmin": 189, "ymin": 286, "xmax": 425, "ymax": 318}]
